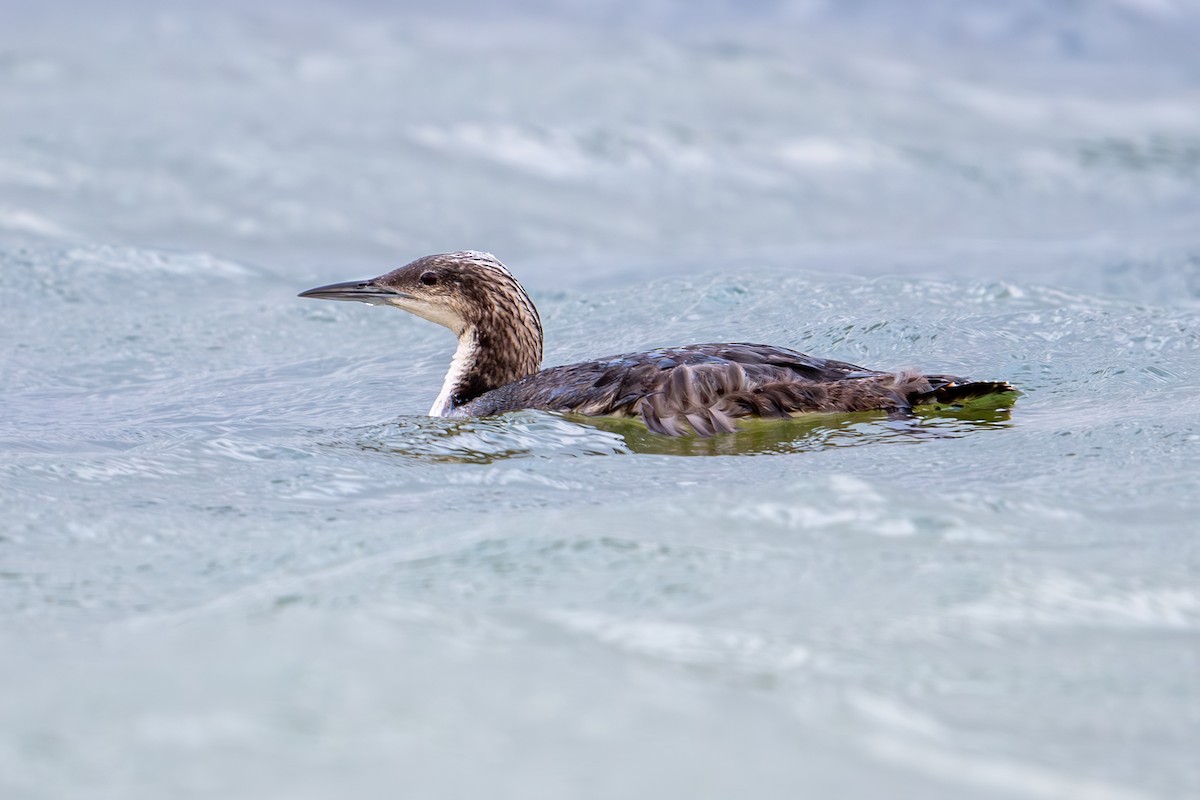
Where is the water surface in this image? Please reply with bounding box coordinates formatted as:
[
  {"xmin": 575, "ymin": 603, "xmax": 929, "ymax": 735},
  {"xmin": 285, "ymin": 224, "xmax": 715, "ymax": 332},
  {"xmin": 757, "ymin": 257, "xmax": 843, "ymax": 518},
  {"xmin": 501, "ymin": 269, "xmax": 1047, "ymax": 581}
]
[{"xmin": 2, "ymin": 2, "xmax": 1199, "ymax": 798}]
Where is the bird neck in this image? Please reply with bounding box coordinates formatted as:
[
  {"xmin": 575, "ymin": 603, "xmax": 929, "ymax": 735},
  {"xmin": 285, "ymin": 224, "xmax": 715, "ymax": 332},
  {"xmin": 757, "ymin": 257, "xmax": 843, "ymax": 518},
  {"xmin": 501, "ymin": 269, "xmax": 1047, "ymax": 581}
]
[{"xmin": 429, "ymin": 311, "xmax": 543, "ymax": 417}]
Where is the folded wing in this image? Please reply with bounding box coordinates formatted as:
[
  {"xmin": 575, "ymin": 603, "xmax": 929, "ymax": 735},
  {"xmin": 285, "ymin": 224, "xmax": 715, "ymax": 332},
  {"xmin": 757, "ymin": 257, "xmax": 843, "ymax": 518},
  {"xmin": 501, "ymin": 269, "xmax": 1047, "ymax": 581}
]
[{"xmin": 461, "ymin": 342, "xmax": 1015, "ymax": 437}]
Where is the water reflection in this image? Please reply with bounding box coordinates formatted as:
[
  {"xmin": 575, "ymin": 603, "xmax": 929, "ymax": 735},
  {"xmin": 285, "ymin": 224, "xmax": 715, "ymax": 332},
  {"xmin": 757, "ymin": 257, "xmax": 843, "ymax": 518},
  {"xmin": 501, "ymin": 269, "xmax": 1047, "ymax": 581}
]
[
  {"xmin": 582, "ymin": 406, "xmax": 1015, "ymax": 457},
  {"xmin": 337, "ymin": 403, "xmax": 1015, "ymax": 462}
]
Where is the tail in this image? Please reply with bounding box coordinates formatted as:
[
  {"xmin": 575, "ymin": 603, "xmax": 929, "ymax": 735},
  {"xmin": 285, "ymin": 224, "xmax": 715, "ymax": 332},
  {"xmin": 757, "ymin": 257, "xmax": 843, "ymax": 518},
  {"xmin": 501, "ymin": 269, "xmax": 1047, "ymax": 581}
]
[{"xmin": 914, "ymin": 379, "xmax": 1019, "ymax": 408}]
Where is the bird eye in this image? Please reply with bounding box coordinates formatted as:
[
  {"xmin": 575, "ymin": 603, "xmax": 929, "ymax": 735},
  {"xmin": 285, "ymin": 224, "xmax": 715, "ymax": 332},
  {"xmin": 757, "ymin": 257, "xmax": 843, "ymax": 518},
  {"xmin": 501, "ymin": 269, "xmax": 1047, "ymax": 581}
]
[{"xmin": 419, "ymin": 271, "xmax": 438, "ymax": 286}]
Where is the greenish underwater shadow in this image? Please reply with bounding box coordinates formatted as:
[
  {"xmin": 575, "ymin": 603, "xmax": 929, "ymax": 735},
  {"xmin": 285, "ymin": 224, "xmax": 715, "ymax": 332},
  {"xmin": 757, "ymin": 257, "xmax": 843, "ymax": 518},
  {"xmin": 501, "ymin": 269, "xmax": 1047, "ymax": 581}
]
[
  {"xmin": 571, "ymin": 400, "xmax": 1016, "ymax": 457},
  {"xmin": 343, "ymin": 394, "xmax": 1017, "ymax": 462}
]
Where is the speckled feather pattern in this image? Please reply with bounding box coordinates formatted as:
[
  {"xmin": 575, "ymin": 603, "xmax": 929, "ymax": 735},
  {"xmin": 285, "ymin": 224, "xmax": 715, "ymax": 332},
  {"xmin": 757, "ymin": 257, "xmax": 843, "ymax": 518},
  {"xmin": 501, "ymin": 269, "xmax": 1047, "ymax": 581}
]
[{"xmin": 374, "ymin": 252, "xmax": 543, "ymax": 409}]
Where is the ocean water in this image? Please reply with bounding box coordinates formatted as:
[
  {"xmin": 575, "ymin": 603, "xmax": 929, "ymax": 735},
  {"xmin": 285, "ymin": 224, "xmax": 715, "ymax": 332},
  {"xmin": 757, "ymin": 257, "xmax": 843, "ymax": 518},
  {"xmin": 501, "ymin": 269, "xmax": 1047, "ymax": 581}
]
[{"xmin": 2, "ymin": 2, "xmax": 1199, "ymax": 798}]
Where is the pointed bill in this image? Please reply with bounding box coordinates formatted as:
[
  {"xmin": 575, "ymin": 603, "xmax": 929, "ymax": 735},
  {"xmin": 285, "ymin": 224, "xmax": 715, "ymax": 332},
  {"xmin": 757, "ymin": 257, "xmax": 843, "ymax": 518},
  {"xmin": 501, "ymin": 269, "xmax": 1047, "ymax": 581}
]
[{"xmin": 298, "ymin": 280, "xmax": 411, "ymax": 306}]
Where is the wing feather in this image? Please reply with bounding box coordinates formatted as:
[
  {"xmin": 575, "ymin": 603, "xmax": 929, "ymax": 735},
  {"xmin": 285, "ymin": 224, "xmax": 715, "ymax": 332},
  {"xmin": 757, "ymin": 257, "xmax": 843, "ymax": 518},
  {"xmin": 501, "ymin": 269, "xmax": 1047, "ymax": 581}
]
[{"xmin": 459, "ymin": 342, "xmax": 1014, "ymax": 437}]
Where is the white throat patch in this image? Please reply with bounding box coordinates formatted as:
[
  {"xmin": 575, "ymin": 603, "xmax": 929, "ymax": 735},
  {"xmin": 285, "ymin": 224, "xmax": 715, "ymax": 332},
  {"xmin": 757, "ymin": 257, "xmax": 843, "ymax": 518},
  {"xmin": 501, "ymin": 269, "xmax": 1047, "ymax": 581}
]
[{"xmin": 429, "ymin": 330, "xmax": 477, "ymax": 417}]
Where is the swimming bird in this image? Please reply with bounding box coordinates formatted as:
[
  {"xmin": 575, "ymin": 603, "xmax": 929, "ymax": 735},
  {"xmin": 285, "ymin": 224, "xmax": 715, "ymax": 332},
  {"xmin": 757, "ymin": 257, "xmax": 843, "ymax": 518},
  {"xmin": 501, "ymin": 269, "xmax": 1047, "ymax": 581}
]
[{"xmin": 299, "ymin": 251, "xmax": 1015, "ymax": 437}]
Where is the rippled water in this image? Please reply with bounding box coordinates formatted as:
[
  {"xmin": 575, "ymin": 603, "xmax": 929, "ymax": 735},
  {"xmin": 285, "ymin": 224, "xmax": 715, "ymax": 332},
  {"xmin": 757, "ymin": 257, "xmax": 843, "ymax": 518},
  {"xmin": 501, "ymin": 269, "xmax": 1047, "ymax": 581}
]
[{"xmin": 3, "ymin": 2, "xmax": 1200, "ymax": 799}]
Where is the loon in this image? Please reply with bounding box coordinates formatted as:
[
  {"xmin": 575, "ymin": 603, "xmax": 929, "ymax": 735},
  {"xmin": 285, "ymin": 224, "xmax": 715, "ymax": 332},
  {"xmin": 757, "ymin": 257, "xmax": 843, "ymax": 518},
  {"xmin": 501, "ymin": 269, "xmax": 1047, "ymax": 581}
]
[{"xmin": 299, "ymin": 251, "xmax": 1016, "ymax": 437}]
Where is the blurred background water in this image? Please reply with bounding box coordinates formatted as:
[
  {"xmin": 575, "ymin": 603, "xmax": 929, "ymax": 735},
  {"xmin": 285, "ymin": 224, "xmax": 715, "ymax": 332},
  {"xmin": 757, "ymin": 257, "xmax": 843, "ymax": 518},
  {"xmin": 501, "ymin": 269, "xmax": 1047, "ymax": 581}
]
[{"xmin": 2, "ymin": 1, "xmax": 1199, "ymax": 798}]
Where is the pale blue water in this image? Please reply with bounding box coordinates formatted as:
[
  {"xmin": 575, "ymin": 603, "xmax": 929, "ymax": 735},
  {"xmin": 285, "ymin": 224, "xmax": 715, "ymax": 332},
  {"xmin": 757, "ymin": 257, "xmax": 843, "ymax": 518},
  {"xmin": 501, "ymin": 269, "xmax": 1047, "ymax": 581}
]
[{"xmin": 2, "ymin": 2, "xmax": 1199, "ymax": 798}]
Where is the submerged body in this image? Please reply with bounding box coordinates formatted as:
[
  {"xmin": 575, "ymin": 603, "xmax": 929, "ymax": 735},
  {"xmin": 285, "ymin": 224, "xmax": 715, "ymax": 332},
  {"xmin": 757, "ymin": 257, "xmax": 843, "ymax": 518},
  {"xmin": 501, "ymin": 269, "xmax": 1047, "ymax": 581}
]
[{"xmin": 300, "ymin": 252, "xmax": 1015, "ymax": 436}]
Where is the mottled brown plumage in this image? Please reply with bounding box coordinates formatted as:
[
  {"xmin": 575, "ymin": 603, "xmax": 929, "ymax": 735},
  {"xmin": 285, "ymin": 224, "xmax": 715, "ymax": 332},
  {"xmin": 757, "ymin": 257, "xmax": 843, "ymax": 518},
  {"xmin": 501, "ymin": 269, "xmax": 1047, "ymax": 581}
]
[{"xmin": 300, "ymin": 251, "xmax": 1016, "ymax": 437}]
